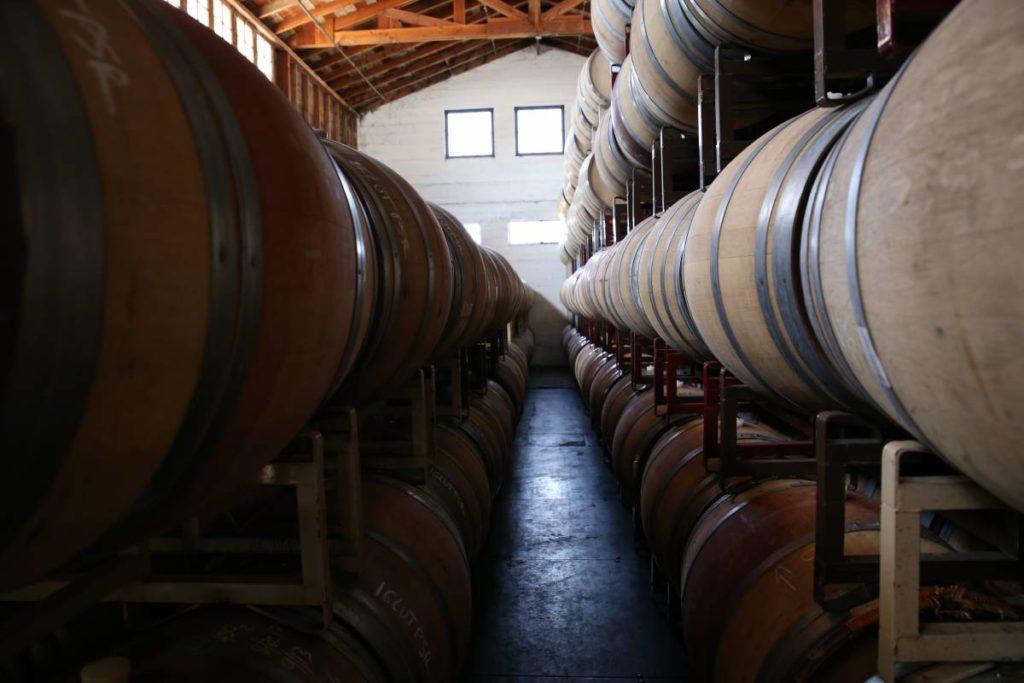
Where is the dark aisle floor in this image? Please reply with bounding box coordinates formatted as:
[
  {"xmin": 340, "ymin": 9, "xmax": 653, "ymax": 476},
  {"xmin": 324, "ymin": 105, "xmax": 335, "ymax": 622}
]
[{"xmin": 464, "ymin": 367, "xmax": 689, "ymax": 682}]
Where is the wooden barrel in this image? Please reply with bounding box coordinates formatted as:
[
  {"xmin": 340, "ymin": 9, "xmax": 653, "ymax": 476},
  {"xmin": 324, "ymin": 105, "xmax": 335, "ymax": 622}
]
[
  {"xmin": 495, "ymin": 355, "xmax": 528, "ymax": 419},
  {"xmin": 0, "ymin": 0, "xmax": 366, "ymax": 590},
  {"xmin": 579, "ymin": 347, "xmax": 614, "ymax": 403},
  {"xmin": 571, "ymin": 100, "xmax": 596, "ymax": 152},
  {"xmin": 610, "ymin": 56, "xmax": 664, "ymax": 168},
  {"xmin": 683, "ymin": 104, "xmax": 874, "ymax": 415},
  {"xmin": 600, "ymin": 377, "xmax": 641, "ymax": 442},
  {"xmin": 326, "ymin": 141, "xmax": 454, "ymax": 402},
  {"xmin": 680, "ymin": 480, "xmax": 950, "ymax": 682},
  {"xmin": 578, "ymin": 49, "xmax": 613, "ymax": 125},
  {"xmin": 638, "ymin": 417, "xmax": 780, "ymax": 587},
  {"xmin": 124, "ymin": 606, "xmax": 405, "ymax": 682},
  {"xmin": 359, "ymin": 476, "xmax": 472, "ymax": 682},
  {"xmin": 636, "ymin": 190, "xmax": 712, "ymax": 360},
  {"xmin": 592, "ymin": 0, "xmax": 633, "ymax": 63},
  {"xmin": 592, "ymin": 109, "xmax": 630, "ymax": 205},
  {"xmin": 431, "ymin": 204, "xmax": 488, "ymax": 358},
  {"xmin": 608, "ymin": 217, "xmax": 661, "ymax": 338},
  {"xmin": 801, "ymin": 0, "xmax": 1024, "ymax": 512},
  {"xmin": 588, "ymin": 357, "xmax": 627, "ymax": 422},
  {"xmin": 610, "ymin": 387, "xmax": 694, "ymax": 500},
  {"xmin": 433, "ymin": 423, "xmax": 493, "ymax": 557}
]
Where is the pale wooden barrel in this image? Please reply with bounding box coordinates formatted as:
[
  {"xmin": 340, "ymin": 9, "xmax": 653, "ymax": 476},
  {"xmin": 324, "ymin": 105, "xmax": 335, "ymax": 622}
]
[
  {"xmin": 577, "ymin": 49, "xmax": 612, "ymax": 125},
  {"xmin": 609, "ymin": 218, "xmax": 660, "ymax": 338},
  {"xmin": 610, "ymin": 56, "xmax": 663, "ymax": 168},
  {"xmin": 592, "ymin": 109, "xmax": 630, "ymax": 205},
  {"xmin": 571, "ymin": 100, "xmax": 596, "ymax": 152},
  {"xmin": 592, "ymin": 0, "xmax": 633, "ymax": 63},
  {"xmin": 682, "ymin": 103, "xmax": 874, "ymax": 414},
  {"xmin": 802, "ymin": 0, "xmax": 1024, "ymax": 511},
  {"xmin": 636, "ymin": 191, "xmax": 711, "ymax": 360}
]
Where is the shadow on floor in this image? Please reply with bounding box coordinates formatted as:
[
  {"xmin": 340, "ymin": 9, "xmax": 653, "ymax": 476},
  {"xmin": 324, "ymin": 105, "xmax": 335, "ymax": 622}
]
[{"xmin": 465, "ymin": 368, "xmax": 691, "ymax": 682}]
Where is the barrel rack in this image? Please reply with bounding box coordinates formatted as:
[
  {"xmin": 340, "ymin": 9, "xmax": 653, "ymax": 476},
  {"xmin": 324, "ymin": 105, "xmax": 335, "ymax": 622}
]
[
  {"xmin": 0, "ymin": 328, "xmax": 517, "ymax": 660},
  {"xmin": 571, "ymin": 0, "xmax": 1024, "ymax": 676}
]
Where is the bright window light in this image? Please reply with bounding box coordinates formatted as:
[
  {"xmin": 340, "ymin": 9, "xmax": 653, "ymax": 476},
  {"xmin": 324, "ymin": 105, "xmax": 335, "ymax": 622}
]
[
  {"xmin": 463, "ymin": 223, "xmax": 482, "ymax": 244},
  {"xmin": 445, "ymin": 109, "xmax": 494, "ymax": 158},
  {"xmin": 515, "ymin": 106, "xmax": 564, "ymax": 155},
  {"xmin": 213, "ymin": 0, "xmax": 232, "ymax": 42},
  {"xmin": 186, "ymin": 0, "xmax": 209, "ymax": 25},
  {"xmin": 235, "ymin": 17, "xmax": 255, "ymax": 62},
  {"xmin": 508, "ymin": 220, "xmax": 566, "ymax": 245},
  {"xmin": 256, "ymin": 34, "xmax": 274, "ymax": 80}
]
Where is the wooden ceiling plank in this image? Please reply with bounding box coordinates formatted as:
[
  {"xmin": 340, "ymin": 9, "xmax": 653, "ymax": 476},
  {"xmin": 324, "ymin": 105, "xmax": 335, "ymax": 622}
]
[
  {"xmin": 275, "ymin": 0, "xmax": 355, "ymax": 33},
  {"xmin": 453, "ymin": 0, "xmax": 466, "ymax": 22},
  {"xmin": 332, "ymin": 16, "xmax": 591, "ymax": 45}
]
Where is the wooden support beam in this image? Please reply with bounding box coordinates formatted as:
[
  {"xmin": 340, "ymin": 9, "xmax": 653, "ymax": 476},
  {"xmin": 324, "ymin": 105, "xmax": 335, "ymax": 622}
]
[
  {"xmin": 476, "ymin": 0, "xmax": 529, "ymax": 21},
  {"xmin": 542, "ymin": 0, "xmax": 584, "ymax": 19},
  {"xmin": 337, "ymin": 40, "xmax": 484, "ymax": 99},
  {"xmin": 354, "ymin": 39, "xmax": 528, "ymax": 109},
  {"xmin": 382, "ymin": 7, "xmax": 456, "ymax": 27},
  {"xmin": 327, "ymin": 41, "xmax": 455, "ymax": 85},
  {"xmin": 453, "ymin": 0, "xmax": 466, "ymax": 23},
  {"xmin": 260, "ymin": 0, "xmax": 307, "ymax": 19},
  {"xmin": 278, "ymin": 0, "xmax": 419, "ymax": 34},
  {"xmin": 276, "ymin": 0, "xmax": 354, "ymax": 33},
  {"xmin": 332, "ymin": 16, "xmax": 591, "ymax": 46},
  {"xmin": 528, "ymin": 0, "xmax": 541, "ymax": 27}
]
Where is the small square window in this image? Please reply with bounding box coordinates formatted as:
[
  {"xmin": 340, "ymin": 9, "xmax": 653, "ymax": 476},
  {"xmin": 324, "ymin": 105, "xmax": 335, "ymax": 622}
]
[
  {"xmin": 508, "ymin": 220, "xmax": 566, "ymax": 245},
  {"xmin": 186, "ymin": 0, "xmax": 210, "ymax": 25},
  {"xmin": 515, "ymin": 106, "xmax": 564, "ymax": 156},
  {"xmin": 445, "ymin": 109, "xmax": 494, "ymax": 158},
  {"xmin": 463, "ymin": 223, "xmax": 482, "ymax": 244}
]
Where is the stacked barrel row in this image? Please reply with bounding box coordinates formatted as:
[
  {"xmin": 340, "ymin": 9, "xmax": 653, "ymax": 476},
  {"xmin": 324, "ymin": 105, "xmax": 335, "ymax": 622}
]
[
  {"xmin": 559, "ymin": 0, "xmax": 878, "ymax": 263},
  {"xmin": 63, "ymin": 328, "xmax": 535, "ymax": 683},
  {"xmin": 561, "ymin": 0, "xmax": 1024, "ymax": 515},
  {"xmin": 1, "ymin": 0, "xmax": 530, "ymax": 595},
  {"xmin": 562, "ymin": 321, "xmax": 1018, "ymax": 682}
]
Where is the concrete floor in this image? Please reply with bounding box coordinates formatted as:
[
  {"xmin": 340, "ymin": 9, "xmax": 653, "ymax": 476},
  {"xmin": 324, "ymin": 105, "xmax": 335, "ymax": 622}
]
[{"xmin": 465, "ymin": 367, "xmax": 690, "ymax": 682}]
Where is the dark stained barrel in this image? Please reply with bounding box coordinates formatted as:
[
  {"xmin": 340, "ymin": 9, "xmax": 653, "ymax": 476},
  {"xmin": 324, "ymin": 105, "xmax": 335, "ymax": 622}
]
[
  {"xmin": 0, "ymin": 0, "xmax": 365, "ymax": 590},
  {"xmin": 431, "ymin": 204, "xmax": 487, "ymax": 358}
]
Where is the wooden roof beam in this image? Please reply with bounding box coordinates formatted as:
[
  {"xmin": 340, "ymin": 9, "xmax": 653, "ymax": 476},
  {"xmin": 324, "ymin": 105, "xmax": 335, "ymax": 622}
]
[
  {"xmin": 476, "ymin": 0, "xmax": 528, "ymax": 21},
  {"xmin": 381, "ymin": 7, "xmax": 456, "ymax": 27},
  {"xmin": 326, "ymin": 40, "xmax": 457, "ymax": 85},
  {"xmin": 329, "ymin": 16, "xmax": 591, "ymax": 46},
  {"xmin": 336, "ymin": 40, "xmax": 486, "ymax": 99},
  {"xmin": 542, "ymin": 0, "xmax": 585, "ymax": 19},
  {"xmin": 280, "ymin": 0, "xmax": 422, "ymax": 36},
  {"xmin": 354, "ymin": 39, "xmax": 530, "ymax": 109}
]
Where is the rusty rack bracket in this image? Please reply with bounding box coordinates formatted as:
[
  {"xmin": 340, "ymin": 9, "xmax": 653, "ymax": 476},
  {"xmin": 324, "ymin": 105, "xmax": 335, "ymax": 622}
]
[
  {"xmin": 652, "ymin": 344, "xmax": 702, "ymax": 416},
  {"xmin": 0, "ymin": 431, "xmax": 336, "ymax": 633},
  {"xmin": 629, "ymin": 332, "xmax": 656, "ymax": 389}
]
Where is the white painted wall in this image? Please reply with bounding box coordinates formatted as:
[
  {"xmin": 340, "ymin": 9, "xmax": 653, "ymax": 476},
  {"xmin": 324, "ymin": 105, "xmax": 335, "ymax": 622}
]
[{"xmin": 358, "ymin": 46, "xmax": 583, "ymax": 366}]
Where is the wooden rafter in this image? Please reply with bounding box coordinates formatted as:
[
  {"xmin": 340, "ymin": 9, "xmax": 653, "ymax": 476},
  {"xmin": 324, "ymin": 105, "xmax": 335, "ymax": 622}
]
[
  {"xmin": 337, "ymin": 40, "xmax": 484, "ymax": 98},
  {"xmin": 354, "ymin": 39, "xmax": 530, "ymax": 109},
  {"xmin": 381, "ymin": 7, "xmax": 455, "ymax": 27},
  {"xmin": 542, "ymin": 0, "xmax": 585, "ymax": 19},
  {"xmin": 275, "ymin": 0, "xmax": 353, "ymax": 33},
  {"xmin": 475, "ymin": 0, "xmax": 528, "ymax": 21},
  {"xmin": 327, "ymin": 40, "xmax": 457, "ymax": 85},
  {"xmin": 328, "ymin": 16, "xmax": 590, "ymax": 46}
]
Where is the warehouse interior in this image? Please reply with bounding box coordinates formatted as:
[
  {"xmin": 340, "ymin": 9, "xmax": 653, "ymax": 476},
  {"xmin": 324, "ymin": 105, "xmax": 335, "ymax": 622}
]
[{"xmin": 2, "ymin": 0, "xmax": 1023, "ymax": 681}]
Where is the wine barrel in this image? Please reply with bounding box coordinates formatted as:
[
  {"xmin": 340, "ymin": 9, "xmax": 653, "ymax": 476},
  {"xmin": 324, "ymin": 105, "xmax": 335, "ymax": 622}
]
[
  {"xmin": 681, "ymin": 480, "xmax": 949, "ymax": 682},
  {"xmin": 496, "ymin": 355, "xmax": 528, "ymax": 419},
  {"xmin": 610, "ymin": 56, "xmax": 664, "ymax": 169},
  {"xmin": 592, "ymin": 109, "xmax": 630, "ymax": 205},
  {"xmin": 432, "ymin": 423, "xmax": 493, "ymax": 557},
  {"xmin": 125, "ymin": 606, "xmax": 406, "ymax": 682},
  {"xmin": 599, "ymin": 375, "xmax": 641, "ymax": 442},
  {"xmin": 610, "ymin": 387, "xmax": 692, "ymax": 500},
  {"xmin": 571, "ymin": 101, "xmax": 597, "ymax": 152},
  {"xmin": 636, "ymin": 190, "xmax": 712, "ymax": 360},
  {"xmin": 592, "ymin": 0, "xmax": 633, "ymax": 63},
  {"xmin": 326, "ymin": 141, "xmax": 454, "ymax": 402},
  {"xmin": 607, "ymin": 217, "xmax": 660, "ymax": 338},
  {"xmin": 578, "ymin": 49, "xmax": 613, "ymax": 126},
  {"xmin": 638, "ymin": 417, "xmax": 780, "ymax": 587},
  {"xmin": 578, "ymin": 347, "xmax": 614, "ymax": 403},
  {"xmin": 431, "ymin": 204, "xmax": 487, "ymax": 357},
  {"xmin": 588, "ymin": 357, "xmax": 627, "ymax": 421},
  {"xmin": 802, "ymin": 0, "xmax": 1024, "ymax": 511},
  {"xmin": 0, "ymin": 0, "xmax": 364, "ymax": 589},
  {"xmin": 684, "ymin": 103, "xmax": 873, "ymax": 414}
]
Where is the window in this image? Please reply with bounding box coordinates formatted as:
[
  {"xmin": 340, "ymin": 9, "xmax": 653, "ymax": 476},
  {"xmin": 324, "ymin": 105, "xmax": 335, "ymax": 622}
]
[
  {"xmin": 515, "ymin": 105, "xmax": 564, "ymax": 155},
  {"xmin": 213, "ymin": 0, "xmax": 232, "ymax": 42},
  {"xmin": 463, "ymin": 223, "xmax": 482, "ymax": 244},
  {"xmin": 507, "ymin": 220, "xmax": 566, "ymax": 245},
  {"xmin": 186, "ymin": 0, "xmax": 210, "ymax": 25},
  {"xmin": 256, "ymin": 34, "xmax": 274, "ymax": 80},
  {"xmin": 445, "ymin": 109, "xmax": 494, "ymax": 158},
  {"xmin": 235, "ymin": 17, "xmax": 255, "ymax": 62}
]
